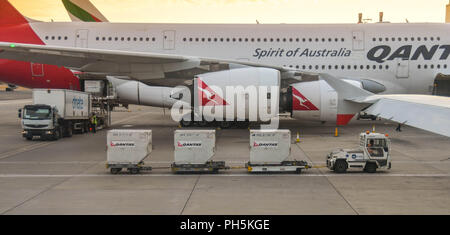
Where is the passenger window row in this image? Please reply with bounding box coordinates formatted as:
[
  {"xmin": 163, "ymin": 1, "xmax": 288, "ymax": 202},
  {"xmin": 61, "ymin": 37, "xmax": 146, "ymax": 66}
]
[
  {"xmin": 417, "ymin": 64, "xmax": 448, "ymax": 69},
  {"xmin": 95, "ymin": 36, "xmax": 156, "ymax": 42},
  {"xmin": 286, "ymin": 64, "xmax": 391, "ymax": 70},
  {"xmin": 182, "ymin": 37, "xmax": 346, "ymax": 43},
  {"xmin": 45, "ymin": 36, "xmax": 68, "ymax": 41},
  {"xmin": 372, "ymin": 36, "xmax": 441, "ymax": 42}
]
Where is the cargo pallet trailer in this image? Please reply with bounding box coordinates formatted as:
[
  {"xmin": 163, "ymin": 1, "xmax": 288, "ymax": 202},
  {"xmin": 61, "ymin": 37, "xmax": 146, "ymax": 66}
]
[
  {"xmin": 246, "ymin": 160, "xmax": 311, "ymax": 174},
  {"xmin": 107, "ymin": 162, "xmax": 152, "ymax": 175},
  {"xmin": 171, "ymin": 161, "xmax": 228, "ymax": 174}
]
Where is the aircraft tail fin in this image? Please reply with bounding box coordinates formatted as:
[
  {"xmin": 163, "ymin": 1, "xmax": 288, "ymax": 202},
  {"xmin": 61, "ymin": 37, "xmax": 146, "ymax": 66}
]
[
  {"xmin": 62, "ymin": 0, "xmax": 109, "ymax": 22},
  {"xmin": 446, "ymin": 1, "xmax": 450, "ymax": 23},
  {"xmin": 0, "ymin": 0, "xmax": 29, "ymax": 26},
  {"xmin": 0, "ymin": 0, "xmax": 44, "ymax": 44}
]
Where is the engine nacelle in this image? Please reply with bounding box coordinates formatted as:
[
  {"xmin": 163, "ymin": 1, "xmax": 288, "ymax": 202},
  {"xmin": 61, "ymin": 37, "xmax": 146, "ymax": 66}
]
[
  {"xmin": 289, "ymin": 80, "xmax": 338, "ymax": 123},
  {"xmin": 194, "ymin": 67, "xmax": 280, "ymax": 122},
  {"xmin": 108, "ymin": 77, "xmax": 185, "ymax": 108}
]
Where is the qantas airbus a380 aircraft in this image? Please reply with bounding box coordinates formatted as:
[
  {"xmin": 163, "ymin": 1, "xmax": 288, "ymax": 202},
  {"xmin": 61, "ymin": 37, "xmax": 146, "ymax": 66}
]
[{"xmin": 0, "ymin": 0, "xmax": 449, "ymax": 136}]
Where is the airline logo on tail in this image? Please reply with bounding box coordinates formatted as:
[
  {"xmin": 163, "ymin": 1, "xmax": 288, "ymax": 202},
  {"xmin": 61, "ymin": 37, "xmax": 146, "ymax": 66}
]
[
  {"xmin": 292, "ymin": 87, "xmax": 319, "ymax": 111},
  {"xmin": 62, "ymin": 0, "xmax": 109, "ymax": 22},
  {"xmin": 197, "ymin": 79, "xmax": 229, "ymax": 106}
]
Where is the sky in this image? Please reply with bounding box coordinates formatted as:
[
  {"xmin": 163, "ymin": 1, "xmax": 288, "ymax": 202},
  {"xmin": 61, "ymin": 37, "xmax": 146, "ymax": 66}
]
[{"xmin": 9, "ymin": 0, "xmax": 450, "ymax": 24}]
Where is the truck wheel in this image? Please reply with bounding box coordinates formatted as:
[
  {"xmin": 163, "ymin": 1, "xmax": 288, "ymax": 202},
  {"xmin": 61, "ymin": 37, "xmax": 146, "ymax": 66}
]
[
  {"xmin": 65, "ymin": 126, "xmax": 73, "ymax": 138},
  {"xmin": 53, "ymin": 129, "xmax": 61, "ymax": 141},
  {"xmin": 26, "ymin": 136, "xmax": 33, "ymax": 141},
  {"xmin": 110, "ymin": 168, "xmax": 121, "ymax": 174},
  {"xmin": 334, "ymin": 161, "xmax": 348, "ymax": 173},
  {"xmin": 365, "ymin": 163, "xmax": 377, "ymax": 173},
  {"xmin": 295, "ymin": 168, "xmax": 302, "ymax": 174}
]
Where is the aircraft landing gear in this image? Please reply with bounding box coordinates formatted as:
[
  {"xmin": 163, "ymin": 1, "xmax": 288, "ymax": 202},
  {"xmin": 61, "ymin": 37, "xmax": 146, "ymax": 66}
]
[{"xmin": 179, "ymin": 119, "xmax": 250, "ymax": 129}]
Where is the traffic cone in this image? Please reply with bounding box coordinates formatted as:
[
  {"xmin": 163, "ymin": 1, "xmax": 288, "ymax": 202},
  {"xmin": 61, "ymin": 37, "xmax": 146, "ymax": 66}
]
[
  {"xmin": 335, "ymin": 127, "xmax": 339, "ymax": 137},
  {"xmin": 296, "ymin": 132, "xmax": 301, "ymax": 143}
]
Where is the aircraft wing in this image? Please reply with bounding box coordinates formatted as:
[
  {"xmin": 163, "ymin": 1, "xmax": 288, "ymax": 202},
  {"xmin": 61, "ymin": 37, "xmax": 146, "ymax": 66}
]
[
  {"xmin": 320, "ymin": 74, "xmax": 450, "ymax": 137},
  {"xmin": 0, "ymin": 42, "xmax": 295, "ymax": 82},
  {"xmin": 356, "ymin": 95, "xmax": 450, "ymax": 137}
]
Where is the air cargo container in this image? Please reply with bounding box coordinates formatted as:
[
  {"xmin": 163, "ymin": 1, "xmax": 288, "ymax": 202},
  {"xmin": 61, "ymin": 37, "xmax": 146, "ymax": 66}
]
[
  {"xmin": 247, "ymin": 129, "xmax": 311, "ymax": 173},
  {"xmin": 106, "ymin": 129, "xmax": 153, "ymax": 174},
  {"xmin": 172, "ymin": 130, "xmax": 227, "ymax": 173}
]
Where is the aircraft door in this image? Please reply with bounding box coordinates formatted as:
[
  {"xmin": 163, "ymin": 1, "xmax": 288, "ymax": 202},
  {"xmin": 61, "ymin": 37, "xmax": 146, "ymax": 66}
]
[
  {"xmin": 31, "ymin": 63, "xmax": 44, "ymax": 77},
  {"xmin": 75, "ymin": 29, "xmax": 89, "ymax": 48},
  {"xmin": 396, "ymin": 58, "xmax": 409, "ymax": 78},
  {"xmin": 163, "ymin": 30, "xmax": 176, "ymax": 50},
  {"xmin": 352, "ymin": 31, "xmax": 365, "ymax": 51}
]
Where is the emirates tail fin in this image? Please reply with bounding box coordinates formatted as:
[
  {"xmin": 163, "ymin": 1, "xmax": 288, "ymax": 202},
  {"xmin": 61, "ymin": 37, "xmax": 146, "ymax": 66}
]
[
  {"xmin": 446, "ymin": 1, "xmax": 450, "ymax": 23},
  {"xmin": 62, "ymin": 0, "xmax": 109, "ymax": 22}
]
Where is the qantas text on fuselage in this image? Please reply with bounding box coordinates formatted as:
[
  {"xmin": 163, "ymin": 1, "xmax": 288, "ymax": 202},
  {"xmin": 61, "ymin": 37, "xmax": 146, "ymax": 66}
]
[{"xmin": 253, "ymin": 45, "xmax": 450, "ymax": 63}]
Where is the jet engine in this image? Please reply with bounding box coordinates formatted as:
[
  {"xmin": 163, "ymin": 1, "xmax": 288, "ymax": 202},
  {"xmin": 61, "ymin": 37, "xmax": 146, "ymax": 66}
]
[
  {"xmin": 193, "ymin": 67, "xmax": 281, "ymax": 122},
  {"xmin": 283, "ymin": 80, "xmax": 338, "ymax": 123},
  {"xmin": 108, "ymin": 77, "xmax": 186, "ymax": 108},
  {"xmin": 281, "ymin": 78, "xmax": 378, "ymax": 125}
]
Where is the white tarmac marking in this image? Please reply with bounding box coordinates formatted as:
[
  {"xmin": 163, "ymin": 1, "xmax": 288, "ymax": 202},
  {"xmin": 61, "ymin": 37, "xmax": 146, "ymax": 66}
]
[
  {"xmin": 0, "ymin": 160, "xmax": 448, "ymax": 165},
  {"xmin": 0, "ymin": 142, "xmax": 53, "ymax": 160},
  {"xmin": 0, "ymin": 174, "xmax": 448, "ymax": 178}
]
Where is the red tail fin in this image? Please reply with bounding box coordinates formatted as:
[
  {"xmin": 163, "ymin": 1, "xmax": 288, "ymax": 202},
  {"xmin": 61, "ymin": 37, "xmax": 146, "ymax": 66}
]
[
  {"xmin": 0, "ymin": 0, "xmax": 44, "ymax": 44},
  {"xmin": 0, "ymin": 0, "xmax": 29, "ymax": 26}
]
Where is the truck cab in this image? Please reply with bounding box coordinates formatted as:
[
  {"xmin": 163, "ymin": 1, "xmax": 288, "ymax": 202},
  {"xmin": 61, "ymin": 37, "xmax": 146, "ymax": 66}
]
[
  {"xmin": 326, "ymin": 132, "xmax": 392, "ymax": 173},
  {"xmin": 20, "ymin": 104, "xmax": 62, "ymax": 140}
]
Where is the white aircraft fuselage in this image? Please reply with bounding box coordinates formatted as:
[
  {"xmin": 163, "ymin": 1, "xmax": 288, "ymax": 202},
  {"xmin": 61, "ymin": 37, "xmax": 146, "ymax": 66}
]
[{"xmin": 28, "ymin": 22, "xmax": 450, "ymax": 94}]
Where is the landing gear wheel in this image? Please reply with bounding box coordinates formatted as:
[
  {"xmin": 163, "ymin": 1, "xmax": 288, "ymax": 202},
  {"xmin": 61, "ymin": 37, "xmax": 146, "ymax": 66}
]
[
  {"xmin": 237, "ymin": 121, "xmax": 250, "ymax": 129},
  {"xmin": 197, "ymin": 120, "xmax": 208, "ymax": 127},
  {"xmin": 364, "ymin": 163, "xmax": 377, "ymax": 173},
  {"xmin": 180, "ymin": 119, "xmax": 193, "ymax": 127},
  {"xmin": 129, "ymin": 168, "xmax": 140, "ymax": 174},
  {"xmin": 110, "ymin": 168, "xmax": 121, "ymax": 174},
  {"xmin": 334, "ymin": 161, "xmax": 348, "ymax": 173},
  {"xmin": 219, "ymin": 121, "xmax": 232, "ymax": 129}
]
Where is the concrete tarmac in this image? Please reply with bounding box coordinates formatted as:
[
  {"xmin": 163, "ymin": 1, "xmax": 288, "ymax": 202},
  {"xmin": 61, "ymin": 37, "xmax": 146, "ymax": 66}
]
[{"xmin": 0, "ymin": 94, "xmax": 448, "ymax": 214}]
